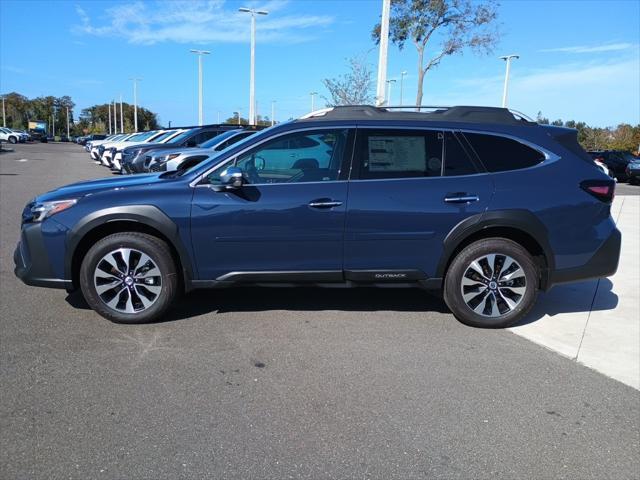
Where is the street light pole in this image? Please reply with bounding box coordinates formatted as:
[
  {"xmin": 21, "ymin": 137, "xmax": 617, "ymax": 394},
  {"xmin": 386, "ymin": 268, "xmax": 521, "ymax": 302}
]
[
  {"xmin": 310, "ymin": 92, "xmax": 317, "ymax": 112},
  {"xmin": 108, "ymin": 103, "xmax": 112, "ymax": 135},
  {"xmin": 386, "ymin": 79, "xmax": 396, "ymax": 106},
  {"xmin": 1, "ymin": 95, "xmax": 5, "ymax": 127},
  {"xmin": 130, "ymin": 77, "xmax": 141, "ymax": 131},
  {"xmin": 500, "ymin": 55, "xmax": 519, "ymax": 108},
  {"xmin": 239, "ymin": 7, "xmax": 268, "ymax": 126},
  {"xmin": 375, "ymin": 0, "xmax": 391, "ymax": 106},
  {"xmin": 190, "ymin": 49, "xmax": 211, "ymax": 126},
  {"xmin": 399, "ymin": 71, "xmax": 407, "ymax": 106},
  {"xmin": 120, "ymin": 94, "xmax": 124, "ymax": 133},
  {"xmin": 66, "ymin": 106, "xmax": 70, "ymax": 139},
  {"xmin": 113, "ymin": 100, "xmax": 117, "ymax": 133}
]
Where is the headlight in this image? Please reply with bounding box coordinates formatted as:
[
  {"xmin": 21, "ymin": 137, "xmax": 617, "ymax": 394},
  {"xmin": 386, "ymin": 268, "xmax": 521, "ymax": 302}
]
[{"xmin": 30, "ymin": 199, "xmax": 77, "ymax": 222}]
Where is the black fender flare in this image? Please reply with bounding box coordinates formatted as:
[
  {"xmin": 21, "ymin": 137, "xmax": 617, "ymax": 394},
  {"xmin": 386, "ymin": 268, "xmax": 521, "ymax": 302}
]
[
  {"xmin": 64, "ymin": 205, "xmax": 195, "ymax": 287},
  {"xmin": 435, "ymin": 209, "xmax": 555, "ymax": 287}
]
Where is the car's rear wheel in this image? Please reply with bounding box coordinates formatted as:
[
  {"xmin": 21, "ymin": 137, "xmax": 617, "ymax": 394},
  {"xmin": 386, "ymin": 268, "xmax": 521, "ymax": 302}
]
[
  {"xmin": 444, "ymin": 238, "xmax": 538, "ymax": 328},
  {"xmin": 80, "ymin": 232, "xmax": 177, "ymax": 324},
  {"xmin": 8, "ymin": 136, "xmax": 17, "ymax": 144}
]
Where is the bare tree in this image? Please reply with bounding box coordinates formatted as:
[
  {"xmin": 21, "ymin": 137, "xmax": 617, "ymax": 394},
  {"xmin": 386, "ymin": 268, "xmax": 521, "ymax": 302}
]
[
  {"xmin": 373, "ymin": 0, "xmax": 500, "ymax": 107},
  {"xmin": 322, "ymin": 55, "xmax": 375, "ymax": 106}
]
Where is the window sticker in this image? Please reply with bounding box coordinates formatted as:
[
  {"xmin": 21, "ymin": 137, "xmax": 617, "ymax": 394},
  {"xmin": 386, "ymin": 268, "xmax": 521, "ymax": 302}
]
[{"xmin": 367, "ymin": 136, "xmax": 426, "ymax": 172}]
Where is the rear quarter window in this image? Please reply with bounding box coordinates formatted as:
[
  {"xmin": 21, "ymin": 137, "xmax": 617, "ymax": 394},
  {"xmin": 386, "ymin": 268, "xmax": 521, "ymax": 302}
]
[{"xmin": 464, "ymin": 132, "xmax": 545, "ymax": 172}]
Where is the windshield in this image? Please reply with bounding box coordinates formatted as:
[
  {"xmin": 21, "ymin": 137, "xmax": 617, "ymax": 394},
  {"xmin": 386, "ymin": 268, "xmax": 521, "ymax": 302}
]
[
  {"xmin": 178, "ymin": 123, "xmax": 284, "ymax": 176},
  {"xmin": 167, "ymin": 129, "xmax": 195, "ymax": 144},
  {"xmin": 150, "ymin": 131, "xmax": 176, "ymax": 143},
  {"xmin": 199, "ymin": 129, "xmax": 242, "ymax": 148},
  {"xmin": 127, "ymin": 131, "xmax": 156, "ymax": 142}
]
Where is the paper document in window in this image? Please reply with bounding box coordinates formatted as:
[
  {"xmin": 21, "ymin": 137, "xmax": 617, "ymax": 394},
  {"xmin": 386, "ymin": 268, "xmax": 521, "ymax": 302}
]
[{"xmin": 368, "ymin": 136, "xmax": 426, "ymax": 172}]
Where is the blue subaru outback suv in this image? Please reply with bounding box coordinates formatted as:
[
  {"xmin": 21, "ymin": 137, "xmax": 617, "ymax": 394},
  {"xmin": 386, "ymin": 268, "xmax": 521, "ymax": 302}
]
[{"xmin": 14, "ymin": 106, "xmax": 620, "ymax": 328}]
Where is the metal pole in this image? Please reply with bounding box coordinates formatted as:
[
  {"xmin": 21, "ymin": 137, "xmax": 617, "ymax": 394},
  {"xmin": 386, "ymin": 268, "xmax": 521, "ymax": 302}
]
[
  {"xmin": 113, "ymin": 100, "xmax": 117, "ymax": 133},
  {"xmin": 108, "ymin": 103, "xmax": 112, "ymax": 135},
  {"xmin": 500, "ymin": 55, "xmax": 519, "ymax": 108},
  {"xmin": 240, "ymin": 8, "xmax": 268, "ymax": 125},
  {"xmin": 130, "ymin": 78, "xmax": 141, "ymax": 132},
  {"xmin": 310, "ymin": 92, "xmax": 317, "ymax": 112},
  {"xmin": 375, "ymin": 0, "xmax": 391, "ymax": 106},
  {"xmin": 1, "ymin": 96, "xmax": 5, "ymax": 127},
  {"xmin": 66, "ymin": 106, "xmax": 70, "ymax": 138},
  {"xmin": 386, "ymin": 80, "xmax": 395, "ymax": 106},
  {"xmin": 52, "ymin": 108, "xmax": 55, "ymax": 138},
  {"xmin": 249, "ymin": 13, "xmax": 256, "ymax": 125},
  {"xmin": 400, "ymin": 71, "xmax": 407, "ymax": 106},
  {"xmin": 120, "ymin": 94, "xmax": 124, "ymax": 133},
  {"xmin": 198, "ymin": 54, "xmax": 203, "ymax": 125}
]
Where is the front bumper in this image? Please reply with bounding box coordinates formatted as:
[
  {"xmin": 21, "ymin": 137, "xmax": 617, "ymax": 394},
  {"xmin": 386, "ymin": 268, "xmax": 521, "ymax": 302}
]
[
  {"xmin": 14, "ymin": 222, "xmax": 72, "ymax": 290},
  {"xmin": 548, "ymin": 228, "xmax": 621, "ymax": 288}
]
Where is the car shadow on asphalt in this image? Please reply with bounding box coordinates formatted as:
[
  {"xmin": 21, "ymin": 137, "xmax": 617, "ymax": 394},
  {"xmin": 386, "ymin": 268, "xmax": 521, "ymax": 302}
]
[
  {"xmin": 64, "ymin": 279, "xmax": 618, "ymax": 326},
  {"xmin": 65, "ymin": 286, "xmax": 450, "ymax": 322},
  {"xmin": 513, "ymin": 278, "xmax": 618, "ymax": 327}
]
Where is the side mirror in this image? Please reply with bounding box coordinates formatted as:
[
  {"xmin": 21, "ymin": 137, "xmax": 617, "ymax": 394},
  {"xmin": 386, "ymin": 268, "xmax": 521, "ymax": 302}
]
[{"xmin": 219, "ymin": 166, "xmax": 244, "ymax": 189}]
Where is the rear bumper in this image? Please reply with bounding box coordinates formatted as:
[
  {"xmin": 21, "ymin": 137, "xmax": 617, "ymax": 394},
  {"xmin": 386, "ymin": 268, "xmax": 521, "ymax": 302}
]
[
  {"xmin": 547, "ymin": 228, "xmax": 621, "ymax": 288},
  {"xmin": 13, "ymin": 223, "xmax": 72, "ymax": 290}
]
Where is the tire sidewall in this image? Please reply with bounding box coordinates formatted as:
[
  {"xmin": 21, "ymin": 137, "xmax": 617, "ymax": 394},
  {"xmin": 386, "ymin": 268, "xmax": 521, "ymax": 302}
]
[
  {"xmin": 444, "ymin": 238, "xmax": 538, "ymax": 328},
  {"xmin": 80, "ymin": 233, "xmax": 177, "ymax": 324}
]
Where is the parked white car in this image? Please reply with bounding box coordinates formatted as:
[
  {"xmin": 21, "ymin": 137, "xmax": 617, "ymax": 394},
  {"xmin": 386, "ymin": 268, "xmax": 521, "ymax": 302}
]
[
  {"xmin": 100, "ymin": 130, "xmax": 174, "ymax": 166},
  {"xmin": 0, "ymin": 127, "xmax": 22, "ymax": 144},
  {"xmin": 111, "ymin": 129, "xmax": 189, "ymax": 172}
]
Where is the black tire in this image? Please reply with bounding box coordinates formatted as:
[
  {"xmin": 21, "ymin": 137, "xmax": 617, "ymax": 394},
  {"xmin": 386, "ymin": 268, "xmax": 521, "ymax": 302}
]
[
  {"xmin": 8, "ymin": 136, "xmax": 17, "ymax": 144},
  {"xmin": 443, "ymin": 238, "xmax": 538, "ymax": 328},
  {"xmin": 79, "ymin": 232, "xmax": 178, "ymax": 324}
]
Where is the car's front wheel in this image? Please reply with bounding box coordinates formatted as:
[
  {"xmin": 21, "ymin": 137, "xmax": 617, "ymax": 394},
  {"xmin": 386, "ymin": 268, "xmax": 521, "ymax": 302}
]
[
  {"xmin": 444, "ymin": 238, "xmax": 538, "ymax": 328},
  {"xmin": 79, "ymin": 232, "xmax": 178, "ymax": 323},
  {"xmin": 8, "ymin": 136, "xmax": 17, "ymax": 144}
]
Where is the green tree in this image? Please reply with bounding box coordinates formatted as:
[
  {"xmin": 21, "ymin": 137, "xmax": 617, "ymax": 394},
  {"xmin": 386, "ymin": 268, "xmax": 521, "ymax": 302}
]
[{"xmin": 372, "ymin": 0, "xmax": 500, "ymax": 106}]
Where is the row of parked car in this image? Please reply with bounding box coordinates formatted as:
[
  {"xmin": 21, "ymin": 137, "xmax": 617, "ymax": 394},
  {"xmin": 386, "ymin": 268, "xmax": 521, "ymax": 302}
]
[
  {"xmin": 83, "ymin": 124, "xmax": 263, "ymax": 174},
  {"xmin": 588, "ymin": 150, "xmax": 640, "ymax": 185},
  {"xmin": 0, "ymin": 127, "xmax": 31, "ymax": 144}
]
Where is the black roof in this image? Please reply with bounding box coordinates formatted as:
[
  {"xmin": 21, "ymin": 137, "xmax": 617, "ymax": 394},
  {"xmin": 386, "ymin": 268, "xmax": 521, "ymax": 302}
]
[{"xmin": 295, "ymin": 105, "xmax": 536, "ymax": 126}]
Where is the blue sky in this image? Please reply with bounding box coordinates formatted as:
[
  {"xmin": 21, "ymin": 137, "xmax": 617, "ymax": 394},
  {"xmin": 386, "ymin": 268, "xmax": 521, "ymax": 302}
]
[{"xmin": 1, "ymin": 0, "xmax": 638, "ymax": 127}]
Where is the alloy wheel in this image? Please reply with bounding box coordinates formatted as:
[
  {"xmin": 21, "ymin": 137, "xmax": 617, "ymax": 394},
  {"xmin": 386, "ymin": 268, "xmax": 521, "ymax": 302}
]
[
  {"xmin": 93, "ymin": 248, "xmax": 162, "ymax": 313},
  {"xmin": 460, "ymin": 253, "xmax": 527, "ymax": 317}
]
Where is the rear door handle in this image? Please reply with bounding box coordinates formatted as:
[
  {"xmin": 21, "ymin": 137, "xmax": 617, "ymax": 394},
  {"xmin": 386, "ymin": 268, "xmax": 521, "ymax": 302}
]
[
  {"xmin": 444, "ymin": 193, "xmax": 479, "ymax": 203},
  {"xmin": 308, "ymin": 199, "xmax": 343, "ymax": 209}
]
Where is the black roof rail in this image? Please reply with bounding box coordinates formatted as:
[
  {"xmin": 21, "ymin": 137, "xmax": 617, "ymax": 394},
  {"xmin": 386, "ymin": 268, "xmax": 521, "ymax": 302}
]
[{"xmin": 298, "ymin": 105, "xmax": 536, "ymax": 126}]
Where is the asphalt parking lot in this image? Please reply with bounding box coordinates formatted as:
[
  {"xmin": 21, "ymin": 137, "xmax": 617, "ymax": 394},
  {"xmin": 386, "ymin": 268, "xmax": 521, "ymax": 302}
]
[{"xmin": 1, "ymin": 143, "xmax": 639, "ymax": 480}]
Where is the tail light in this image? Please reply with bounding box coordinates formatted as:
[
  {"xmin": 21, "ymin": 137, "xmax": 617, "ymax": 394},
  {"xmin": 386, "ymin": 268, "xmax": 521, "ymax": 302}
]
[{"xmin": 581, "ymin": 180, "xmax": 615, "ymax": 203}]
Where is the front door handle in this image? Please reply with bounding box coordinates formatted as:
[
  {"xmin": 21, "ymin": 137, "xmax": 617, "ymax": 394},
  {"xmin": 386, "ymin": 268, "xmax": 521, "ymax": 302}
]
[
  {"xmin": 308, "ymin": 199, "xmax": 343, "ymax": 209},
  {"xmin": 444, "ymin": 193, "xmax": 479, "ymax": 203}
]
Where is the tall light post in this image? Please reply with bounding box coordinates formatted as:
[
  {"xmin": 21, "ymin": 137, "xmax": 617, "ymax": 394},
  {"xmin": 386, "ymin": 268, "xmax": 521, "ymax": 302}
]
[
  {"xmin": 130, "ymin": 77, "xmax": 141, "ymax": 131},
  {"xmin": 66, "ymin": 106, "xmax": 70, "ymax": 139},
  {"xmin": 119, "ymin": 94, "xmax": 124, "ymax": 133},
  {"xmin": 113, "ymin": 99, "xmax": 117, "ymax": 133},
  {"xmin": 1, "ymin": 95, "xmax": 5, "ymax": 127},
  {"xmin": 386, "ymin": 79, "xmax": 396, "ymax": 106},
  {"xmin": 399, "ymin": 71, "xmax": 407, "ymax": 106},
  {"xmin": 375, "ymin": 0, "xmax": 391, "ymax": 106},
  {"xmin": 239, "ymin": 7, "xmax": 268, "ymax": 126},
  {"xmin": 108, "ymin": 103, "xmax": 112, "ymax": 135},
  {"xmin": 190, "ymin": 49, "xmax": 211, "ymax": 126},
  {"xmin": 310, "ymin": 92, "xmax": 317, "ymax": 112},
  {"xmin": 500, "ymin": 55, "xmax": 519, "ymax": 108}
]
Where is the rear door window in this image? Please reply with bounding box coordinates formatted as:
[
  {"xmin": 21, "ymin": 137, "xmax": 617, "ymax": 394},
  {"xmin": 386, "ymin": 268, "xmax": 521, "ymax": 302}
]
[{"xmin": 463, "ymin": 132, "xmax": 545, "ymax": 172}]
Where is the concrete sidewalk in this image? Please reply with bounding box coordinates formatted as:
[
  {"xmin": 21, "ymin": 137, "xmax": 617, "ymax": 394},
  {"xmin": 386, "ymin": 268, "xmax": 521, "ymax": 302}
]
[{"xmin": 510, "ymin": 195, "xmax": 640, "ymax": 389}]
